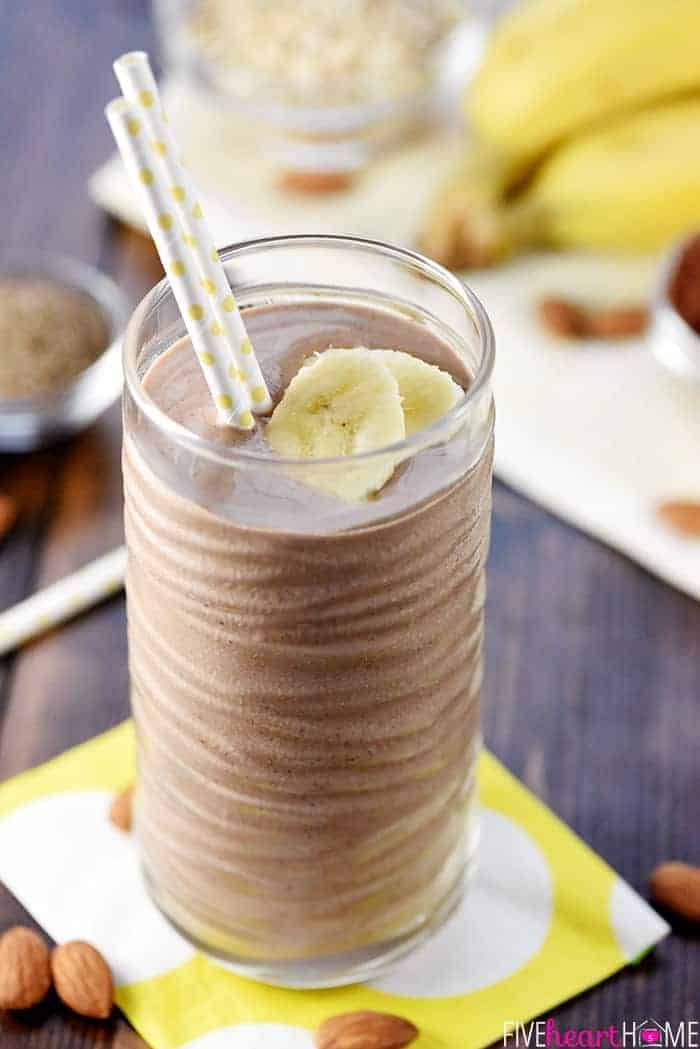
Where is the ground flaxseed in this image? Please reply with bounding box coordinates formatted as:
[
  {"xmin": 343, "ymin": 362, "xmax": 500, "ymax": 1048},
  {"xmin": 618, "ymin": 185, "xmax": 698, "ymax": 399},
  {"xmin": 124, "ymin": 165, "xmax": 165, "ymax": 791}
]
[{"xmin": 0, "ymin": 278, "xmax": 107, "ymax": 399}]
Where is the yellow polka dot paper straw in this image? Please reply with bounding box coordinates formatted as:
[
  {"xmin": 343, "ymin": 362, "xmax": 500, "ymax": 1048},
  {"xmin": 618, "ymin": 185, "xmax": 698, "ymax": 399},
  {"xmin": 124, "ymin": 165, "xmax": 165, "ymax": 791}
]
[
  {"xmin": 0, "ymin": 547, "xmax": 126, "ymax": 657},
  {"xmin": 105, "ymin": 97, "xmax": 254, "ymax": 429},
  {"xmin": 112, "ymin": 51, "xmax": 272, "ymax": 415}
]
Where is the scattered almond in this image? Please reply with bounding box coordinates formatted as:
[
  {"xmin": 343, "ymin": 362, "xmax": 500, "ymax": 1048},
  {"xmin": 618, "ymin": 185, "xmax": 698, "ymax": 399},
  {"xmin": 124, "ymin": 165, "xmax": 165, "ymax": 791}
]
[
  {"xmin": 586, "ymin": 305, "xmax": 649, "ymax": 338},
  {"xmin": 0, "ymin": 495, "xmax": 18, "ymax": 542},
  {"xmin": 315, "ymin": 1010, "xmax": 418, "ymax": 1049},
  {"xmin": 0, "ymin": 926, "xmax": 51, "ymax": 1011},
  {"xmin": 537, "ymin": 296, "xmax": 588, "ymax": 337},
  {"xmin": 650, "ymin": 861, "xmax": 700, "ymax": 922},
  {"xmin": 109, "ymin": 784, "xmax": 134, "ymax": 832},
  {"xmin": 656, "ymin": 500, "xmax": 700, "ymax": 538},
  {"xmin": 537, "ymin": 296, "xmax": 648, "ymax": 340},
  {"xmin": 51, "ymin": 941, "xmax": 113, "ymax": 1019},
  {"xmin": 279, "ymin": 170, "xmax": 353, "ymax": 194}
]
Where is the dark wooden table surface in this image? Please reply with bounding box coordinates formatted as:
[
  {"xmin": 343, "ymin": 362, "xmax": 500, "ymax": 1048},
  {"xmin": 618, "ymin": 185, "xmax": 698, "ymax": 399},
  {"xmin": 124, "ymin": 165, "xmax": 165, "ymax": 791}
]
[{"xmin": 0, "ymin": 2, "xmax": 697, "ymax": 1045}]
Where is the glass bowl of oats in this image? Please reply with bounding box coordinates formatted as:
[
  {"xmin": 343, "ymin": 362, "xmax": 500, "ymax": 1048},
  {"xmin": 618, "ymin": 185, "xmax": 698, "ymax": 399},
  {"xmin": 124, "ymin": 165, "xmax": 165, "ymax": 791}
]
[
  {"xmin": 155, "ymin": 0, "xmax": 469, "ymax": 182},
  {"xmin": 0, "ymin": 254, "xmax": 129, "ymax": 451}
]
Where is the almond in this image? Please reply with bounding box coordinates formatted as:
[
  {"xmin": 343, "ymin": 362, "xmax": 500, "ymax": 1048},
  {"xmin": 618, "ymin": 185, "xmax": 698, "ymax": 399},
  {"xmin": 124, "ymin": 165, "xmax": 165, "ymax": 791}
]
[
  {"xmin": 315, "ymin": 1010, "xmax": 418, "ymax": 1049},
  {"xmin": 537, "ymin": 297, "xmax": 648, "ymax": 340},
  {"xmin": 0, "ymin": 926, "xmax": 51, "ymax": 1011},
  {"xmin": 656, "ymin": 500, "xmax": 700, "ymax": 538},
  {"xmin": 109, "ymin": 785, "xmax": 134, "ymax": 832},
  {"xmin": 587, "ymin": 305, "xmax": 648, "ymax": 338},
  {"xmin": 536, "ymin": 297, "xmax": 588, "ymax": 338},
  {"xmin": 51, "ymin": 941, "xmax": 113, "ymax": 1019},
  {"xmin": 0, "ymin": 495, "xmax": 18, "ymax": 542},
  {"xmin": 279, "ymin": 170, "xmax": 353, "ymax": 194},
  {"xmin": 650, "ymin": 861, "xmax": 700, "ymax": 922}
]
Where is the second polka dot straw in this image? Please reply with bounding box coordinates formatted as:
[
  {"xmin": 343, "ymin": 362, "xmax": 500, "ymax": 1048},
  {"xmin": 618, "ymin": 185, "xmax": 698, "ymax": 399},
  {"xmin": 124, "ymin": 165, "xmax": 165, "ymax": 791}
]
[
  {"xmin": 106, "ymin": 54, "xmax": 272, "ymax": 428},
  {"xmin": 106, "ymin": 98, "xmax": 254, "ymax": 428},
  {"xmin": 113, "ymin": 52, "xmax": 271, "ymax": 414}
]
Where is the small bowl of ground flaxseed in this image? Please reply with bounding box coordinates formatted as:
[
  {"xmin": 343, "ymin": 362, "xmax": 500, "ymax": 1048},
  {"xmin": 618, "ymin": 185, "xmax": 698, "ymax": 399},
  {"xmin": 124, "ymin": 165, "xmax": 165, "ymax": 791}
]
[{"xmin": 0, "ymin": 254, "xmax": 129, "ymax": 450}]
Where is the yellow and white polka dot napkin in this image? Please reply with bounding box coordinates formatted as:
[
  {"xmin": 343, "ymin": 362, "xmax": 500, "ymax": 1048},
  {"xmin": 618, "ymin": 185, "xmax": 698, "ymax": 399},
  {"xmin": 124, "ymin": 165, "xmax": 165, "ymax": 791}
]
[{"xmin": 0, "ymin": 721, "xmax": 667, "ymax": 1049}]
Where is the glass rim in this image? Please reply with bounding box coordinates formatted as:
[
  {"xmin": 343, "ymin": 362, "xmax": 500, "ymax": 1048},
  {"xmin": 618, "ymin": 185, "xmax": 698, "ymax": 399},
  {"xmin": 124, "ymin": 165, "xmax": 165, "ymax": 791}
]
[{"xmin": 123, "ymin": 234, "xmax": 495, "ymax": 470}]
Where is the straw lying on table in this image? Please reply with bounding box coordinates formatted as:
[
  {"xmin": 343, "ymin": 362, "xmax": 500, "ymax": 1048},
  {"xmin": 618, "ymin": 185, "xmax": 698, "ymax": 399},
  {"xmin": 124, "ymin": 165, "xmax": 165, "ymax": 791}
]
[
  {"xmin": 0, "ymin": 547, "xmax": 126, "ymax": 658},
  {"xmin": 106, "ymin": 51, "xmax": 272, "ymax": 428}
]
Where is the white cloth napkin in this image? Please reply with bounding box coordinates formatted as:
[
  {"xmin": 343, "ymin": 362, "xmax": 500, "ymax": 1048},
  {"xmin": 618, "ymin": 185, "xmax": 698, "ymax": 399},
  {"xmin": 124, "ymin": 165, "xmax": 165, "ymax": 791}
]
[{"xmin": 91, "ymin": 78, "xmax": 700, "ymax": 601}]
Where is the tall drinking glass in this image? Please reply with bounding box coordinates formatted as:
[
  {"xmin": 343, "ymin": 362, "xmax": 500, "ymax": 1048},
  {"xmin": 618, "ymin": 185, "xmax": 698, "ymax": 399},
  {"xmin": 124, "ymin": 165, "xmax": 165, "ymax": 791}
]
[{"xmin": 122, "ymin": 236, "xmax": 495, "ymax": 988}]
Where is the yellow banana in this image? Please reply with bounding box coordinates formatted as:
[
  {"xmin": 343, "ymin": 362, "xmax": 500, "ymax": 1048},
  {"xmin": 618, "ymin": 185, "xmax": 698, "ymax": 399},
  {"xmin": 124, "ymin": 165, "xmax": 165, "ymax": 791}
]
[
  {"xmin": 470, "ymin": 0, "xmax": 700, "ymax": 171},
  {"xmin": 525, "ymin": 97, "xmax": 700, "ymax": 251},
  {"xmin": 419, "ymin": 0, "xmax": 700, "ymax": 268},
  {"xmin": 421, "ymin": 97, "xmax": 700, "ymax": 267}
]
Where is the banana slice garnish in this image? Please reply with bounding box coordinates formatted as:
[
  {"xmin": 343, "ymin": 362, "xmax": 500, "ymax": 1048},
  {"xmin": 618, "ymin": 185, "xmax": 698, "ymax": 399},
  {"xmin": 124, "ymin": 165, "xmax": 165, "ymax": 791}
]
[
  {"xmin": 376, "ymin": 349, "xmax": 463, "ymax": 436},
  {"xmin": 266, "ymin": 346, "xmax": 463, "ymax": 502}
]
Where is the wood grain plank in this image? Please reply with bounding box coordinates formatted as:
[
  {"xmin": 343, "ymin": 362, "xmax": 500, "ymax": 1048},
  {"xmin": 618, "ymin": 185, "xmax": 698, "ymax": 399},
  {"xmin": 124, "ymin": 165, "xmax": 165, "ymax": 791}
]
[
  {"xmin": 485, "ymin": 487, "xmax": 700, "ymax": 1027},
  {"xmin": 0, "ymin": 405, "xmax": 127, "ymax": 777}
]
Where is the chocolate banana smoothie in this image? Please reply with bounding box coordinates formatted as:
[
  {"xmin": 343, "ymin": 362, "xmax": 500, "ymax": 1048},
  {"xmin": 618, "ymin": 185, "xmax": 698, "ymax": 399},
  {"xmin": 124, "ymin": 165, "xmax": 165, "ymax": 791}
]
[{"xmin": 123, "ymin": 240, "xmax": 494, "ymax": 986}]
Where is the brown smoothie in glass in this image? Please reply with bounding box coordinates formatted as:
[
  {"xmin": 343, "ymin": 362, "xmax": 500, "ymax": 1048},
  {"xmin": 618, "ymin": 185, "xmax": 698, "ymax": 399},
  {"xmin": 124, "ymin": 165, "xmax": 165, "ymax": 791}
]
[{"xmin": 123, "ymin": 300, "xmax": 493, "ymax": 962}]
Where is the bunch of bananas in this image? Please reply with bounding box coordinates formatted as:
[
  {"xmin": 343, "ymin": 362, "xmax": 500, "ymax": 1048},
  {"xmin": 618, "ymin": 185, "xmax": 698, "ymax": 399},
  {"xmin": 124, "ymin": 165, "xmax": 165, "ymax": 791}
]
[{"xmin": 419, "ymin": 0, "xmax": 700, "ymax": 269}]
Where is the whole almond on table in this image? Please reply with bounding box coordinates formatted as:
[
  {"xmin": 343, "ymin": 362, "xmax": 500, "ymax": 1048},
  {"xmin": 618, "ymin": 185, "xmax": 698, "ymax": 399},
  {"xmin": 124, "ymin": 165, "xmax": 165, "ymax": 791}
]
[
  {"xmin": 537, "ymin": 297, "xmax": 648, "ymax": 340},
  {"xmin": 650, "ymin": 862, "xmax": 700, "ymax": 922},
  {"xmin": 537, "ymin": 297, "xmax": 588, "ymax": 338},
  {"xmin": 51, "ymin": 941, "xmax": 113, "ymax": 1019},
  {"xmin": 279, "ymin": 170, "xmax": 353, "ymax": 194},
  {"xmin": 586, "ymin": 304, "xmax": 648, "ymax": 338},
  {"xmin": 109, "ymin": 784, "xmax": 134, "ymax": 832},
  {"xmin": 0, "ymin": 926, "xmax": 51, "ymax": 1010},
  {"xmin": 315, "ymin": 1010, "xmax": 418, "ymax": 1049},
  {"xmin": 656, "ymin": 500, "xmax": 700, "ymax": 538}
]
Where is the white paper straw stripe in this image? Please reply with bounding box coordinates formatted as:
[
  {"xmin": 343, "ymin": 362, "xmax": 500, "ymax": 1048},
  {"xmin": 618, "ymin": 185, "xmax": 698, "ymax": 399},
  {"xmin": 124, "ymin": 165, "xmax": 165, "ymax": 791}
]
[
  {"xmin": 105, "ymin": 97, "xmax": 255, "ymax": 428},
  {"xmin": 113, "ymin": 52, "xmax": 272, "ymax": 413},
  {"xmin": 0, "ymin": 547, "xmax": 127, "ymax": 658}
]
